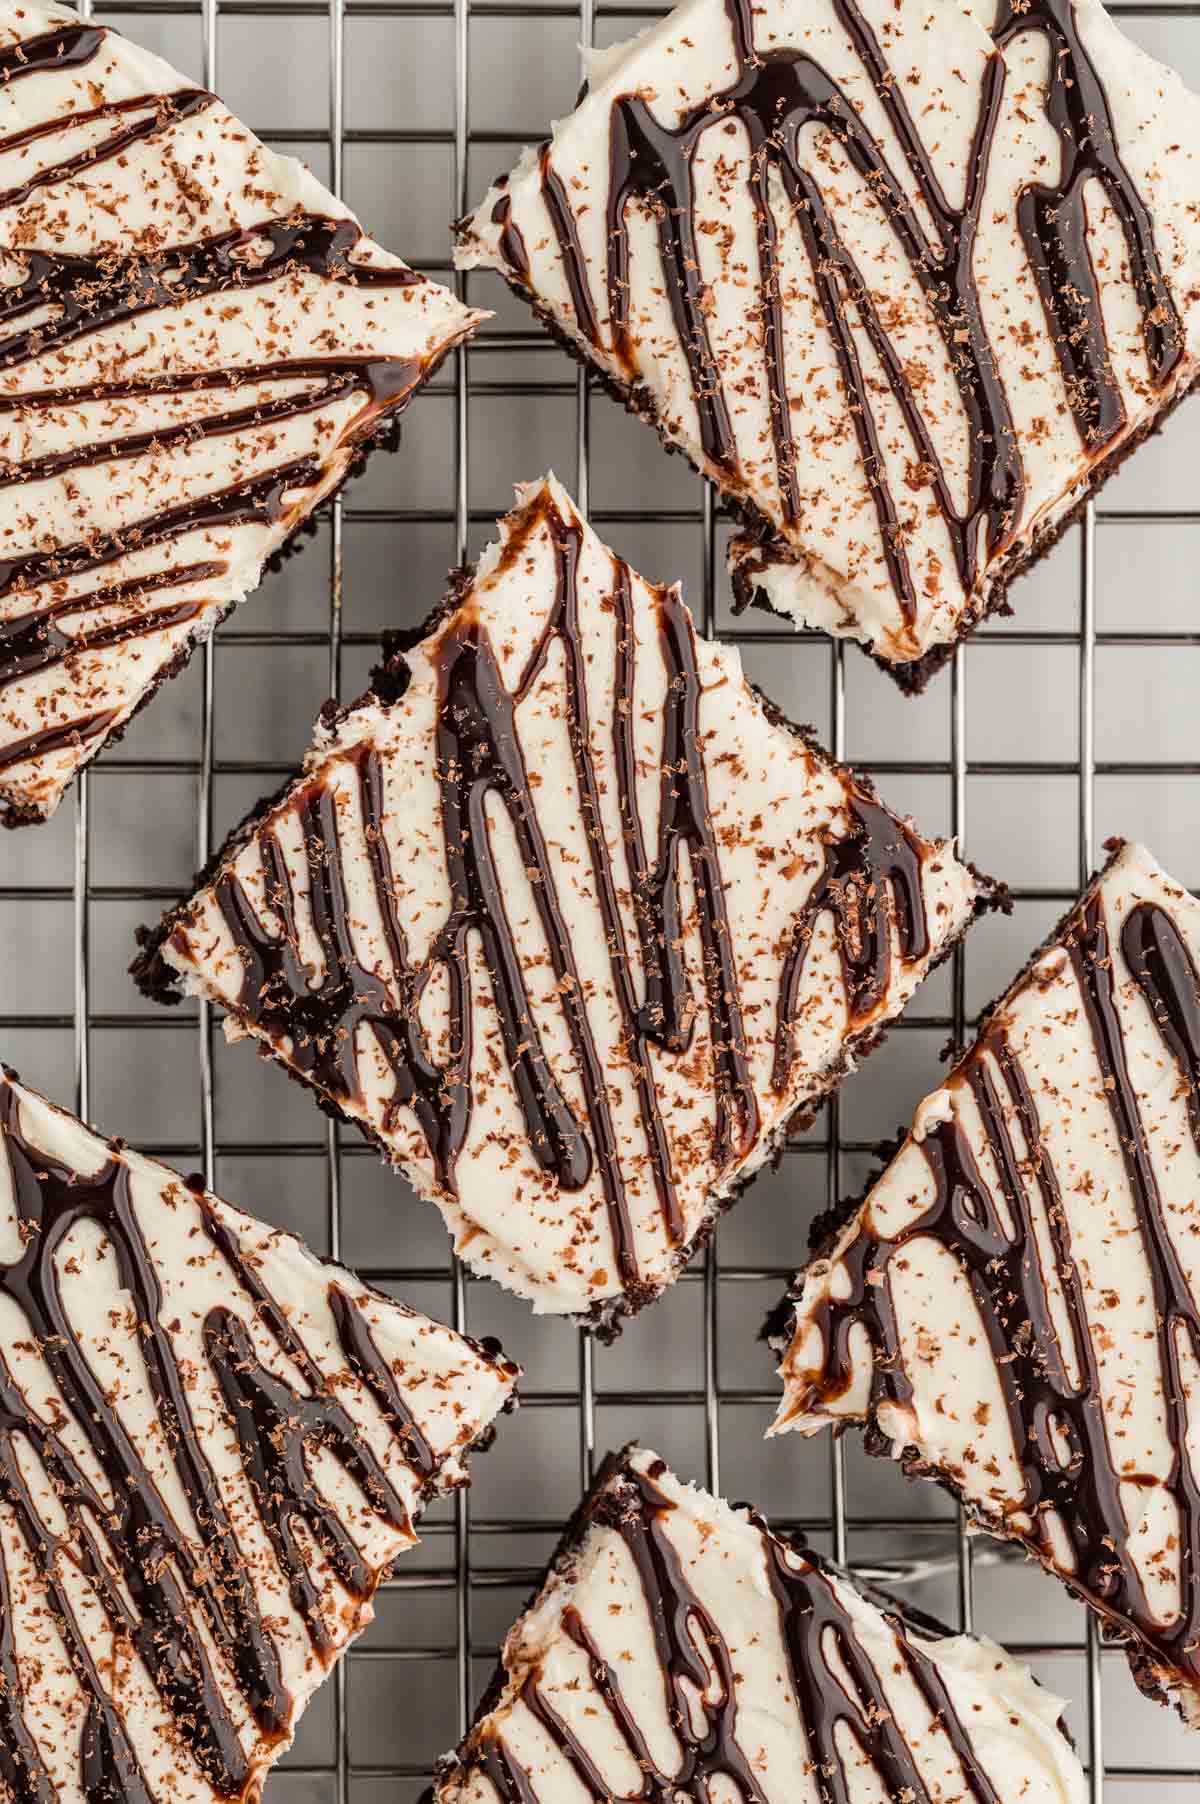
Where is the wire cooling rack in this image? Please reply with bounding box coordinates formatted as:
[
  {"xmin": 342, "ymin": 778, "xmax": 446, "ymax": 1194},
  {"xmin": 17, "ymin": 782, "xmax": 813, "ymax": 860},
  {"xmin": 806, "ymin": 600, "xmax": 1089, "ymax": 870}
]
[{"xmin": 4, "ymin": 0, "xmax": 1200, "ymax": 1795}]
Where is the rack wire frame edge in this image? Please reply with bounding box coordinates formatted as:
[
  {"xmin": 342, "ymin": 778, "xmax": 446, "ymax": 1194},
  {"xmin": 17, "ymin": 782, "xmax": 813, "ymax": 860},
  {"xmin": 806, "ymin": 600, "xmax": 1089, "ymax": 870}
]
[{"xmin": 46, "ymin": 0, "xmax": 1200, "ymax": 1792}]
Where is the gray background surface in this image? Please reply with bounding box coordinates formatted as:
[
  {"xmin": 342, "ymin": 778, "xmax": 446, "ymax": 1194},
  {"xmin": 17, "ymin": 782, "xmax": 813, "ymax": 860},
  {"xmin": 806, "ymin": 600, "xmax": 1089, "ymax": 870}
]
[{"xmin": 10, "ymin": 0, "xmax": 1200, "ymax": 1793}]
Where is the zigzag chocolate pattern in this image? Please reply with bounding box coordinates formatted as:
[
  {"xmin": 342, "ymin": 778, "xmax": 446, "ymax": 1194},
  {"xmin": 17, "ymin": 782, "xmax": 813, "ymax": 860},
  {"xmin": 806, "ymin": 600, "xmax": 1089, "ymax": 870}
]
[
  {"xmin": 150, "ymin": 483, "xmax": 949, "ymax": 1313},
  {"xmin": 462, "ymin": 0, "xmax": 1190, "ymax": 659},
  {"xmin": 428, "ymin": 1450, "xmax": 1083, "ymax": 1804},
  {"xmin": 773, "ymin": 844, "xmax": 1200, "ymax": 1714},
  {"xmin": 0, "ymin": 1067, "xmax": 514, "ymax": 1803},
  {"xmin": 0, "ymin": 13, "xmax": 466, "ymax": 816}
]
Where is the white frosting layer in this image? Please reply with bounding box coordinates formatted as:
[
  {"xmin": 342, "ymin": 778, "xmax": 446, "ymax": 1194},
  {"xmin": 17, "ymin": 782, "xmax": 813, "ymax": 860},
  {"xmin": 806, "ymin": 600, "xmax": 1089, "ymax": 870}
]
[
  {"xmin": 0, "ymin": 2, "xmax": 483, "ymax": 822},
  {"xmin": 0, "ymin": 1065, "xmax": 517, "ymax": 1803},
  {"xmin": 772, "ymin": 840, "xmax": 1200, "ymax": 1722},
  {"xmin": 456, "ymin": 0, "xmax": 1200, "ymax": 670},
  {"xmin": 157, "ymin": 474, "xmax": 982, "ymax": 1322},
  {"xmin": 431, "ymin": 1447, "xmax": 1086, "ymax": 1804}
]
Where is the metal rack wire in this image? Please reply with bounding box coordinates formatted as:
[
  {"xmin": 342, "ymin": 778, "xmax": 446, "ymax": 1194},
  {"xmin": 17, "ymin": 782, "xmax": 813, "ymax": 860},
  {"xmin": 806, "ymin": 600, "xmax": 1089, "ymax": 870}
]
[{"xmin": 15, "ymin": 0, "xmax": 1199, "ymax": 1795}]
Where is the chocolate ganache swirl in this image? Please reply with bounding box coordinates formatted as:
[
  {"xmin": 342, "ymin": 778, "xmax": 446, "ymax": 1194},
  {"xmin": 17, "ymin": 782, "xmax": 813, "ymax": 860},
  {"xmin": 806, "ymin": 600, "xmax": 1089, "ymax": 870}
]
[
  {"xmin": 774, "ymin": 842, "xmax": 1200, "ymax": 1711},
  {"xmin": 461, "ymin": 0, "xmax": 1189, "ymax": 651},
  {"xmin": 432, "ymin": 1450, "xmax": 1080, "ymax": 1804},
  {"xmin": 146, "ymin": 479, "xmax": 979, "ymax": 1321},
  {"xmin": 0, "ymin": 1066, "xmax": 514, "ymax": 1803},
  {"xmin": 0, "ymin": 10, "xmax": 475, "ymax": 818}
]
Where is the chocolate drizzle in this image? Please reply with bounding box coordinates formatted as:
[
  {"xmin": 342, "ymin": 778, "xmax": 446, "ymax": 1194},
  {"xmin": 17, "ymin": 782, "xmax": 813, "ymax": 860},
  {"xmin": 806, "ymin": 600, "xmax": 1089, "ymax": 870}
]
[
  {"xmin": 0, "ymin": 457, "xmax": 323, "ymax": 602},
  {"xmin": 634, "ymin": 590, "xmax": 759, "ymax": 1166},
  {"xmin": 0, "ymin": 88, "xmax": 212, "ymax": 213},
  {"xmin": 0, "ymin": 1069, "xmax": 462, "ymax": 1801},
  {"xmin": 200, "ymin": 494, "xmax": 733, "ymax": 1287},
  {"xmin": 993, "ymin": 0, "xmax": 1184, "ymax": 442},
  {"xmin": 0, "ymin": 704, "xmax": 120, "ymax": 774},
  {"xmin": 597, "ymin": 0, "xmax": 1021, "ymax": 615},
  {"xmin": 513, "ymin": 512, "xmax": 683, "ymax": 1260},
  {"xmin": 0, "ymin": 20, "xmax": 431, "ymax": 793},
  {"xmin": 538, "ymin": 147, "xmax": 599, "ymax": 342},
  {"xmin": 0, "ymin": 21, "xmax": 105, "ymax": 81},
  {"xmin": 787, "ymin": 879, "xmax": 1200, "ymax": 1694},
  {"xmin": 490, "ymin": 193, "xmax": 531, "ymax": 284},
  {"xmin": 180, "ymin": 488, "xmax": 940, "ymax": 1306},
  {"xmin": 0, "ymin": 558, "xmax": 221, "ymax": 706},
  {"xmin": 773, "ymin": 792, "xmax": 929, "ymax": 1092},
  {"xmin": 473, "ymin": 1460, "xmax": 1006, "ymax": 1803},
  {"xmin": 1122, "ymin": 899, "xmax": 1200, "ymax": 1153},
  {"xmin": 506, "ymin": 0, "xmax": 1183, "ymax": 623}
]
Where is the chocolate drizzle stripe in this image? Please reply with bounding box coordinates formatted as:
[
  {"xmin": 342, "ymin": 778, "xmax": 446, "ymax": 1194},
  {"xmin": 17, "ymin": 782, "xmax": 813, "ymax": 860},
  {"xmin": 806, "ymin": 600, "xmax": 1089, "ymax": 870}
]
[
  {"xmin": 1067, "ymin": 896, "xmax": 1200, "ymax": 1643},
  {"xmin": 0, "ymin": 565, "xmax": 221, "ymax": 714},
  {"xmin": 190, "ymin": 487, "xmax": 942, "ymax": 1304},
  {"xmin": 0, "ymin": 18, "xmax": 431, "ymax": 789},
  {"xmin": 0, "ymin": 88, "xmax": 193, "ymax": 159},
  {"xmin": 0, "ymin": 219, "xmax": 417, "ymax": 381},
  {"xmin": 0, "ymin": 23, "xmax": 106, "ymax": 84},
  {"xmin": 607, "ymin": 561, "xmax": 682, "ymax": 1241},
  {"xmin": 772, "ymin": 792, "xmax": 930, "ymax": 1093},
  {"xmin": 792, "ymin": 880, "xmax": 1200, "ymax": 1694},
  {"xmin": 490, "ymin": 192, "xmax": 531, "ymax": 284},
  {"xmin": 993, "ymin": 0, "xmax": 1184, "ymax": 439},
  {"xmin": 473, "ymin": 1463, "xmax": 1006, "ymax": 1802},
  {"xmin": 636, "ymin": 589, "xmax": 759, "ymax": 1167},
  {"xmin": 0, "ymin": 1069, "xmax": 469, "ymax": 1800},
  {"xmin": 0, "ymin": 372, "xmax": 359, "ymax": 488},
  {"xmin": 328, "ymin": 1284, "xmax": 438, "ymax": 1481},
  {"xmin": 498, "ymin": 0, "xmax": 1184, "ymax": 623},
  {"xmin": 0, "ymin": 593, "xmax": 205, "ymax": 687},
  {"xmin": 0, "ymin": 222, "xmax": 416, "ymax": 384},
  {"xmin": 1123, "ymin": 900, "xmax": 1200, "ymax": 1158},
  {"xmin": 0, "ymin": 357, "xmax": 424, "ymax": 415},
  {"xmin": 538, "ymin": 146, "xmax": 600, "ymax": 342},
  {"xmin": 0, "ymin": 88, "xmax": 213, "ymax": 213},
  {"xmin": 514, "ymin": 515, "xmax": 674, "ymax": 1268},
  {"xmin": 0, "ymin": 705, "xmax": 119, "ymax": 773}
]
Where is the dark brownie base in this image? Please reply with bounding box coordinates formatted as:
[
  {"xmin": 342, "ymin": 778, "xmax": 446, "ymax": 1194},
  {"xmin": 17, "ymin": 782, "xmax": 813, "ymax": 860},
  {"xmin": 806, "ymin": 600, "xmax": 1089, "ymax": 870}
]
[
  {"xmin": 761, "ymin": 835, "xmax": 1197, "ymax": 1724},
  {"xmin": 132, "ymin": 551, "xmax": 1003, "ymax": 1340}
]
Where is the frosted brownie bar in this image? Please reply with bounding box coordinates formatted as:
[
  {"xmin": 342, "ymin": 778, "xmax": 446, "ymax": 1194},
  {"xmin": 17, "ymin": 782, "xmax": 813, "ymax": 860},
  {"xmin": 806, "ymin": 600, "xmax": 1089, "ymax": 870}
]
[
  {"xmin": 134, "ymin": 475, "xmax": 993, "ymax": 1328},
  {"xmin": 427, "ymin": 1447, "xmax": 1085, "ymax": 1803},
  {"xmin": 0, "ymin": 2, "xmax": 482, "ymax": 822},
  {"xmin": 771, "ymin": 840, "xmax": 1200, "ymax": 1721},
  {"xmin": 0, "ymin": 1063, "xmax": 517, "ymax": 1802},
  {"xmin": 456, "ymin": 0, "xmax": 1200, "ymax": 688}
]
